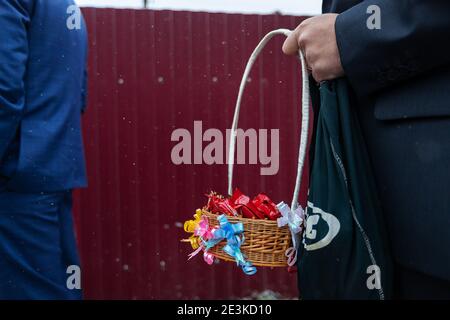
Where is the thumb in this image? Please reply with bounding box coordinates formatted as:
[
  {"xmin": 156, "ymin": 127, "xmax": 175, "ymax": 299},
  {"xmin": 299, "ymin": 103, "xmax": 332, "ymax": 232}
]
[{"xmin": 282, "ymin": 29, "xmax": 300, "ymax": 55}]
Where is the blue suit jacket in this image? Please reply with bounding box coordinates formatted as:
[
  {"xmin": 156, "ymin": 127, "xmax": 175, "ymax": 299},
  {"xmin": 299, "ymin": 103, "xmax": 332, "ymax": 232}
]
[
  {"xmin": 321, "ymin": 1, "xmax": 450, "ymax": 282},
  {"xmin": 0, "ymin": 0, "xmax": 88, "ymax": 192}
]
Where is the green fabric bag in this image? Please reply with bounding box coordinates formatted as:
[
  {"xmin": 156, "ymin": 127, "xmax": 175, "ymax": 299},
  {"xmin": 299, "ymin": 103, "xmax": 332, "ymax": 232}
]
[{"xmin": 297, "ymin": 79, "xmax": 393, "ymax": 300}]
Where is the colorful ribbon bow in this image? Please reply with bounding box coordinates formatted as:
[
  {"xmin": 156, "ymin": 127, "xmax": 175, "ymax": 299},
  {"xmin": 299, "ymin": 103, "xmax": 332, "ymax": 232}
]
[
  {"xmin": 182, "ymin": 209, "xmax": 216, "ymax": 265},
  {"xmin": 194, "ymin": 216, "xmax": 214, "ymax": 240},
  {"xmin": 182, "ymin": 209, "xmax": 204, "ymax": 250},
  {"xmin": 205, "ymin": 215, "xmax": 256, "ymax": 275},
  {"xmin": 276, "ymin": 202, "xmax": 305, "ymax": 266}
]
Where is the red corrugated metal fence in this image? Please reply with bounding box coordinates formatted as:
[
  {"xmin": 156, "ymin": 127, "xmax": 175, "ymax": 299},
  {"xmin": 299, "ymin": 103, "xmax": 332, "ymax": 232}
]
[{"xmin": 73, "ymin": 8, "xmax": 308, "ymax": 299}]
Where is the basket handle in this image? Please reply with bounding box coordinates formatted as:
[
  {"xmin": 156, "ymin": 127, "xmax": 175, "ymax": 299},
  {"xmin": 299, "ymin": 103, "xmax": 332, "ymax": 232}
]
[{"xmin": 227, "ymin": 29, "xmax": 310, "ymax": 212}]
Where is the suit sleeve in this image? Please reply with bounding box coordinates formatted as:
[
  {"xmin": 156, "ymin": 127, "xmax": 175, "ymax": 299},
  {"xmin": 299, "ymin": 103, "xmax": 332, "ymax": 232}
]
[
  {"xmin": 335, "ymin": 1, "xmax": 450, "ymax": 96},
  {"xmin": 0, "ymin": 0, "xmax": 32, "ymax": 159}
]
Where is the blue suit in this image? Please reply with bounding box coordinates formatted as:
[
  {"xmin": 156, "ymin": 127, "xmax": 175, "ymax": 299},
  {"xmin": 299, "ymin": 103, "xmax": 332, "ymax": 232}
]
[
  {"xmin": 0, "ymin": 0, "xmax": 87, "ymax": 299},
  {"xmin": 0, "ymin": 0, "xmax": 87, "ymax": 191},
  {"xmin": 320, "ymin": 0, "xmax": 450, "ymax": 298}
]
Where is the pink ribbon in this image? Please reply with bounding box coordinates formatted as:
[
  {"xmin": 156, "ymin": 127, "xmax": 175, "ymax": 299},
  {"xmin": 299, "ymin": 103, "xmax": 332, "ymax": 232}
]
[
  {"xmin": 187, "ymin": 216, "xmax": 216, "ymax": 265},
  {"xmin": 285, "ymin": 247, "xmax": 298, "ymax": 267},
  {"xmin": 187, "ymin": 244, "xmax": 215, "ymax": 265},
  {"xmin": 194, "ymin": 216, "xmax": 214, "ymax": 240}
]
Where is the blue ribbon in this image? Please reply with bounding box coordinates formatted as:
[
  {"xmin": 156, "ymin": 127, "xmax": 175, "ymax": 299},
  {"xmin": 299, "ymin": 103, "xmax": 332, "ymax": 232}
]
[{"xmin": 204, "ymin": 214, "xmax": 257, "ymax": 275}]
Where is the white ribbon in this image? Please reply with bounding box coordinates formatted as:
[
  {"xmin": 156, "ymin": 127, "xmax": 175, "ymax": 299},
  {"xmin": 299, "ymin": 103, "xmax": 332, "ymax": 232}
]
[{"xmin": 277, "ymin": 201, "xmax": 305, "ymax": 266}]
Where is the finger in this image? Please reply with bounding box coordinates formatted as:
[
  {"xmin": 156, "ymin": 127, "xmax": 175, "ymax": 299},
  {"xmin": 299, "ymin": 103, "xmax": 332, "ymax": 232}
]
[
  {"xmin": 282, "ymin": 29, "xmax": 300, "ymax": 56},
  {"xmin": 312, "ymin": 70, "xmax": 321, "ymax": 83},
  {"xmin": 312, "ymin": 66, "xmax": 327, "ymax": 83}
]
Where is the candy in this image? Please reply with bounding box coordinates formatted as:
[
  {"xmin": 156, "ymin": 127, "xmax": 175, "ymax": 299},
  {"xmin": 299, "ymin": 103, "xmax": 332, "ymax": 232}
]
[
  {"xmin": 251, "ymin": 193, "xmax": 281, "ymax": 220},
  {"xmin": 230, "ymin": 188, "xmax": 264, "ymax": 219},
  {"xmin": 207, "ymin": 189, "xmax": 281, "ymax": 220},
  {"xmin": 206, "ymin": 192, "xmax": 238, "ymax": 216}
]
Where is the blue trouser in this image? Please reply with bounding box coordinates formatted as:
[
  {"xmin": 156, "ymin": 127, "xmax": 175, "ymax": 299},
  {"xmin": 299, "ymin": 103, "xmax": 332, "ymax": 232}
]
[{"xmin": 0, "ymin": 184, "xmax": 82, "ymax": 300}]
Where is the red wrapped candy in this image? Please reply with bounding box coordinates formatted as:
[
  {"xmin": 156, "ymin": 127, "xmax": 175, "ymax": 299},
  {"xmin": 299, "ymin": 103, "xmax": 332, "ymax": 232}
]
[
  {"xmin": 251, "ymin": 193, "xmax": 281, "ymax": 220},
  {"xmin": 205, "ymin": 189, "xmax": 280, "ymax": 220},
  {"xmin": 206, "ymin": 191, "xmax": 238, "ymax": 216},
  {"xmin": 231, "ymin": 188, "xmax": 265, "ymax": 219}
]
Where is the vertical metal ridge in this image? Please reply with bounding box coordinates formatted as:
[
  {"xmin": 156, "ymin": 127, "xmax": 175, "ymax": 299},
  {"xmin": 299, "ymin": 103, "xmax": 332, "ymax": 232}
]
[{"xmin": 147, "ymin": 8, "xmax": 162, "ymax": 297}]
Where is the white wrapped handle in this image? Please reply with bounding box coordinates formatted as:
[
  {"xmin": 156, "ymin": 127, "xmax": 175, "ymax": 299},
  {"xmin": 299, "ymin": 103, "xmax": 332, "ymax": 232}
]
[{"xmin": 227, "ymin": 29, "xmax": 310, "ymax": 212}]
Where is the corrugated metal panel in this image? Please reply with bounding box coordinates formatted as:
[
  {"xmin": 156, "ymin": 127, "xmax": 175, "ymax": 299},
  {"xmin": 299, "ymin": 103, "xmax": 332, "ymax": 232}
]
[{"xmin": 74, "ymin": 8, "xmax": 309, "ymax": 299}]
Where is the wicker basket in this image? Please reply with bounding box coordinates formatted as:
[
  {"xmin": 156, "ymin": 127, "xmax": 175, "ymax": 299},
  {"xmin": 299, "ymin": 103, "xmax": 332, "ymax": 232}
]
[
  {"xmin": 200, "ymin": 29, "xmax": 309, "ymax": 269},
  {"xmin": 203, "ymin": 209, "xmax": 291, "ymax": 267}
]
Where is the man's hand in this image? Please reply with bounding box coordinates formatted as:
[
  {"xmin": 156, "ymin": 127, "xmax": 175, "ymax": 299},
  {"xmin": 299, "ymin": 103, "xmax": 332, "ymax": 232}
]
[{"xmin": 283, "ymin": 14, "xmax": 344, "ymax": 83}]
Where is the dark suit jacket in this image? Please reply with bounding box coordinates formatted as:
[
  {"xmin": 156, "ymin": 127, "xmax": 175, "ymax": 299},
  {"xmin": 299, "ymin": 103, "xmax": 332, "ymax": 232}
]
[
  {"xmin": 322, "ymin": 0, "xmax": 450, "ymax": 281},
  {"xmin": 0, "ymin": 0, "xmax": 88, "ymax": 192}
]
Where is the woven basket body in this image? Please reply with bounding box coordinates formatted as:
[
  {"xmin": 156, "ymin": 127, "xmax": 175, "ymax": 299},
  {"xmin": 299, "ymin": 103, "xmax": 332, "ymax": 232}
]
[{"xmin": 203, "ymin": 209, "xmax": 291, "ymax": 267}]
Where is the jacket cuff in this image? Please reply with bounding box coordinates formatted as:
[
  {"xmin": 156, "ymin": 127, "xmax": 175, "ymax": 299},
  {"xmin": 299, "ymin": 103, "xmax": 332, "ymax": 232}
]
[
  {"xmin": 335, "ymin": 2, "xmax": 421, "ymax": 97},
  {"xmin": 335, "ymin": 3, "xmax": 380, "ymax": 97}
]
